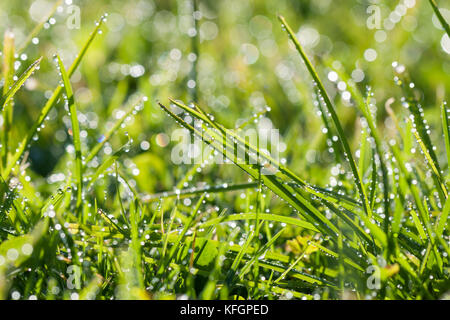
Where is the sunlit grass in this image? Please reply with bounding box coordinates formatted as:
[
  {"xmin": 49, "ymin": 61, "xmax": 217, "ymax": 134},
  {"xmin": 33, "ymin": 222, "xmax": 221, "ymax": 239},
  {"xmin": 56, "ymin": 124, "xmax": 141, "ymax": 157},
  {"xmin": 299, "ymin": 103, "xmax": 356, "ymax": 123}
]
[{"xmin": 0, "ymin": 0, "xmax": 449, "ymax": 301}]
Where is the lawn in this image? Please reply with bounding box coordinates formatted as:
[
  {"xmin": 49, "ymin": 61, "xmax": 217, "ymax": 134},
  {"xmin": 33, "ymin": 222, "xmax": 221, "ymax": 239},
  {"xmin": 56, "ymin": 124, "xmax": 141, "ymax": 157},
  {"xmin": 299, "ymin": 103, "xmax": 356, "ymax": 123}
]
[{"xmin": 0, "ymin": 0, "xmax": 449, "ymax": 300}]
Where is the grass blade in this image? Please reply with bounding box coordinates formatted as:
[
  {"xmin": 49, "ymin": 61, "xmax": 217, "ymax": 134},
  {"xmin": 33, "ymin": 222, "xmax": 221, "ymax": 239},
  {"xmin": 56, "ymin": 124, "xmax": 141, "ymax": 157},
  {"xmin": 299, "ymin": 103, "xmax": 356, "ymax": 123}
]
[
  {"xmin": 1, "ymin": 30, "xmax": 15, "ymax": 172},
  {"xmin": 84, "ymin": 95, "xmax": 146, "ymax": 165},
  {"xmin": 428, "ymin": 0, "xmax": 450, "ymax": 37},
  {"xmin": 436, "ymin": 195, "xmax": 450, "ymax": 237},
  {"xmin": 56, "ymin": 54, "xmax": 83, "ymax": 210},
  {"xmin": 86, "ymin": 144, "xmax": 130, "ymax": 190},
  {"xmin": 411, "ymin": 124, "xmax": 448, "ymax": 198},
  {"xmin": 277, "ymin": 15, "xmax": 372, "ymax": 218},
  {"xmin": 158, "ymin": 101, "xmax": 341, "ymax": 238},
  {"xmin": 274, "ymin": 243, "xmax": 310, "ymax": 284},
  {"xmin": 142, "ymin": 182, "xmax": 258, "ymax": 202},
  {"xmin": 442, "ymin": 102, "xmax": 450, "ymax": 173}
]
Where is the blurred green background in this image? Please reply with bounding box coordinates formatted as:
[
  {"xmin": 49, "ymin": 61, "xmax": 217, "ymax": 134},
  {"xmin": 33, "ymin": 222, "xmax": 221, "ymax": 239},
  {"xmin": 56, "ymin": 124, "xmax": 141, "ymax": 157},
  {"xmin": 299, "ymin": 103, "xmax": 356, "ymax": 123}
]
[{"xmin": 0, "ymin": 0, "xmax": 449, "ymax": 201}]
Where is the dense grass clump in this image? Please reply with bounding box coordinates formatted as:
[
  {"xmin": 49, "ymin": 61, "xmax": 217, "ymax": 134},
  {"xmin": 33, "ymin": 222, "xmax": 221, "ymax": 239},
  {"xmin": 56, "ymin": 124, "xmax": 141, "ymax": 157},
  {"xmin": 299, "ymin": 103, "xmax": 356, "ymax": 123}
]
[{"xmin": 0, "ymin": 0, "xmax": 449, "ymax": 300}]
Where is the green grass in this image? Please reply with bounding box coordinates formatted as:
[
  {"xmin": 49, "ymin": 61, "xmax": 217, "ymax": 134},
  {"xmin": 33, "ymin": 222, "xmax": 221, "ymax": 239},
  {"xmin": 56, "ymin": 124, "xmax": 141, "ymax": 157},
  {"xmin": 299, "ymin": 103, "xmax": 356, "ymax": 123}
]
[{"xmin": 0, "ymin": 0, "xmax": 449, "ymax": 300}]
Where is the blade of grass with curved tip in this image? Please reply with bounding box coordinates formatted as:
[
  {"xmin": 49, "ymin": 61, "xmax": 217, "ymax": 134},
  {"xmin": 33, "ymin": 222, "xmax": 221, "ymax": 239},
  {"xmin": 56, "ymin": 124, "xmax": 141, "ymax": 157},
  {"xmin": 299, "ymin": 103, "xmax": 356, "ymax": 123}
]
[
  {"xmin": 429, "ymin": 0, "xmax": 450, "ymax": 38},
  {"xmin": 2, "ymin": 16, "xmax": 106, "ymax": 179},
  {"xmin": 277, "ymin": 16, "xmax": 372, "ymax": 219},
  {"xmin": 57, "ymin": 54, "xmax": 83, "ymax": 210}
]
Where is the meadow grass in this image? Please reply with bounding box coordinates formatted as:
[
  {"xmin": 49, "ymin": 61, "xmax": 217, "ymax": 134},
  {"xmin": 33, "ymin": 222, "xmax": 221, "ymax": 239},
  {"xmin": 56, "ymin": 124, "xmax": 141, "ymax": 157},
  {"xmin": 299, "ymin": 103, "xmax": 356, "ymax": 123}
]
[{"xmin": 0, "ymin": 0, "xmax": 449, "ymax": 300}]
